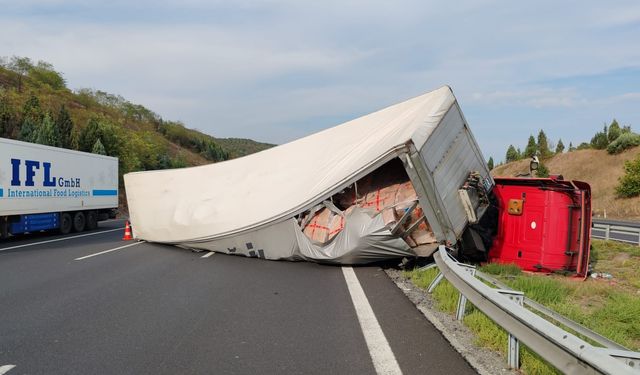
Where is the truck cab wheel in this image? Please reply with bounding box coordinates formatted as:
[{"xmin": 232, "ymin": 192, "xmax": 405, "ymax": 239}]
[
  {"xmin": 73, "ymin": 212, "xmax": 86, "ymax": 232},
  {"xmin": 60, "ymin": 213, "xmax": 73, "ymax": 234},
  {"xmin": 86, "ymin": 211, "xmax": 98, "ymax": 230}
]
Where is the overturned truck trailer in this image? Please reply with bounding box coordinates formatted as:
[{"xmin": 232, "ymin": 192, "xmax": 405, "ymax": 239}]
[{"xmin": 124, "ymin": 86, "xmax": 495, "ymax": 264}]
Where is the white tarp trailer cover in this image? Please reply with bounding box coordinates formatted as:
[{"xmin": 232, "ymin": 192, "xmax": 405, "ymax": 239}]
[{"xmin": 124, "ymin": 86, "xmax": 493, "ymax": 264}]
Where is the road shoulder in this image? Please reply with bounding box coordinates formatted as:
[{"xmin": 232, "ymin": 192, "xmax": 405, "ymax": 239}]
[{"xmin": 384, "ymin": 268, "xmax": 517, "ymax": 375}]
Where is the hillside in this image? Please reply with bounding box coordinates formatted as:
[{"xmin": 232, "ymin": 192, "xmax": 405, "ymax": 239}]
[
  {"xmin": 492, "ymin": 147, "xmax": 640, "ymax": 220},
  {"xmin": 0, "ymin": 57, "xmax": 274, "ymax": 176}
]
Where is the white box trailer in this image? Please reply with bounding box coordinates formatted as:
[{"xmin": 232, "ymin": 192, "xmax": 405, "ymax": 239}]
[
  {"xmin": 125, "ymin": 86, "xmax": 495, "ymax": 264},
  {"xmin": 0, "ymin": 137, "xmax": 118, "ymax": 238}
]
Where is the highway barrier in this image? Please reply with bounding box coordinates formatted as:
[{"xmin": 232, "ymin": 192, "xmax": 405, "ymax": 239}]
[
  {"xmin": 592, "ymin": 218, "xmax": 640, "ymax": 245},
  {"xmin": 428, "ymin": 246, "xmax": 640, "ymax": 374}
]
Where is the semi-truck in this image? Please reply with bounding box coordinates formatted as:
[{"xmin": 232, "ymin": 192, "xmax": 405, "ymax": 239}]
[
  {"xmin": 0, "ymin": 137, "xmax": 118, "ymax": 238},
  {"xmin": 124, "ymin": 86, "xmax": 592, "ymax": 276}
]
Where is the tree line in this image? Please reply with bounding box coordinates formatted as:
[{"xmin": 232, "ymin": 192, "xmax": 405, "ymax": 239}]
[
  {"xmin": 489, "ymin": 119, "xmax": 640, "ymax": 198},
  {"xmin": 499, "ymin": 119, "xmax": 636, "ymax": 167},
  {"xmin": 0, "ymin": 56, "xmax": 231, "ymax": 181}
]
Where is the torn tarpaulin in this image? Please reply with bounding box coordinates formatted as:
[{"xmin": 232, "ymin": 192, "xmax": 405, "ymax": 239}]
[{"xmin": 124, "ymin": 86, "xmax": 493, "ymax": 264}]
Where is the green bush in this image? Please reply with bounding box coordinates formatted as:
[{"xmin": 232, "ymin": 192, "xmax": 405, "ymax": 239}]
[
  {"xmin": 590, "ymin": 131, "xmax": 609, "ymax": 149},
  {"xmin": 607, "ymin": 132, "xmax": 640, "ymax": 154},
  {"xmin": 536, "ymin": 162, "xmax": 550, "ymax": 177},
  {"xmin": 576, "ymin": 142, "xmax": 591, "ymax": 150},
  {"xmin": 616, "ymin": 156, "xmax": 640, "ymax": 198}
]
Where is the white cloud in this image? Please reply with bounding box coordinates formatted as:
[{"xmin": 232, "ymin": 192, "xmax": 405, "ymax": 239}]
[
  {"xmin": 1, "ymin": 0, "xmax": 639, "ymax": 159},
  {"xmin": 469, "ymin": 87, "xmax": 586, "ymax": 108}
]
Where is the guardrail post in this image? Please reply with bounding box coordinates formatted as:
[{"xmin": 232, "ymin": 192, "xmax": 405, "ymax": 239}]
[
  {"xmin": 427, "ymin": 272, "xmax": 444, "ymax": 293},
  {"xmin": 455, "ymin": 265, "xmax": 476, "ymax": 320},
  {"xmin": 497, "ymin": 289, "xmax": 525, "ymax": 369},
  {"xmin": 605, "ymin": 225, "xmax": 610, "ymax": 241}
]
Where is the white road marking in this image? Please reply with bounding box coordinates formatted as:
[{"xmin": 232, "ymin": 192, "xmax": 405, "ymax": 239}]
[
  {"xmin": 100, "ymin": 219, "xmax": 126, "ymax": 225},
  {"xmin": 0, "ymin": 228, "xmax": 123, "ymax": 253},
  {"xmin": 201, "ymin": 251, "xmax": 215, "ymax": 258},
  {"xmin": 342, "ymin": 267, "xmax": 402, "ymax": 375},
  {"xmin": 74, "ymin": 241, "xmax": 144, "ymax": 261},
  {"xmin": 0, "ymin": 365, "xmax": 16, "ymax": 374}
]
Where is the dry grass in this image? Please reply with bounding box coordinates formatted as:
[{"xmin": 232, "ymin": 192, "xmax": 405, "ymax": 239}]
[{"xmin": 492, "ymin": 147, "xmax": 640, "ymax": 220}]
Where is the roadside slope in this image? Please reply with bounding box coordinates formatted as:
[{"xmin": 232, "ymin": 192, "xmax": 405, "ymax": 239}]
[{"xmin": 492, "ymin": 147, "xmax": 640, "ymax": 220}]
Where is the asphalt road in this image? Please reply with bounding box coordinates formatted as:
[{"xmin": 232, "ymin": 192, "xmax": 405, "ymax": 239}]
[{"xmin": 0, "ymin": 220, "xmax": 476, "ymax": 375}]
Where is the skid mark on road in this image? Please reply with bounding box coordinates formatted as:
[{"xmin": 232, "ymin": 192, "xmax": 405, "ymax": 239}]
[
  {"xmin": 342, "ymin": 267, "xmax": 402, "ymax": 375},
  {"xmin": 74, "ymin": 241, "xmax": 145, "ymax": 261},
  {"xmin": 0, "ymin": 365, "xmax": 16, "ymax": 374},
  {"xmin": 0, "ymin": 228, "xmax": 122, "ymax": 253}
]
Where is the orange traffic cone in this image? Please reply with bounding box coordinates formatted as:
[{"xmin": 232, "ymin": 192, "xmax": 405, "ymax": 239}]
[{"xmin": 122, "ymin": 220, "xmax": 133, "ymax": 240}]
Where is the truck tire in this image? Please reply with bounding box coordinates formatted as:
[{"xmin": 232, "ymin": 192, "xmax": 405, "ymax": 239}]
[
  {"xmin": 86, "ymin": 211, "xmax": 98, "ymax": 231},
  {"xmin": 73, "ymin": 212, "xmax": 86, "ymax": 232},
  {"xmin": 1, "ymin": 217, "xmax": 8, "ymax": 239},
  {"xmin": 60, "ymin": 213, "xmax": 73, "ymax": 235}
]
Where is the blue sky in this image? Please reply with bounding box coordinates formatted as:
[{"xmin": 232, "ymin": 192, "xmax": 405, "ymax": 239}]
[{"xmin": 2, "ymin": 1, "xmax": 639, "ymax": 162}]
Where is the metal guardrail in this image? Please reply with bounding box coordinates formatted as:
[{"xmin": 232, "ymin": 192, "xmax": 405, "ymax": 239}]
[
  {"xmin": 592, "ymin": 218, "xmax": 640, "ymax": 245},
  {"xmin": 428, "ymin": 246, "xmax": 640, "ymax": 374}
]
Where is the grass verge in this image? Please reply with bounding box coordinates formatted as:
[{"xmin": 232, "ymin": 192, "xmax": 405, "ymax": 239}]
[{"xmin": 405, "ymin": 239, "xmax": 640, "ymax": 374}]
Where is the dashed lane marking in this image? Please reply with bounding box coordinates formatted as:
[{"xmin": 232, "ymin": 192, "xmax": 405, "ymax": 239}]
[
  {"xmin": 342, "ymin": 267, "xmax": 402, "ymax": 375},
  {"xmin": 0, "ymin": 365, "xmax": 16, "ymax": 374},
  {"xmin": 74, "ymin": 241, "xmax": 145, "ymax": 261},
  {"xmin": 201, "ymin": 251, "xmax": 215, "ymax": 258},
  {"xmin": 0, "ymin": 228, "xmax": 123, "ymax": 253}
]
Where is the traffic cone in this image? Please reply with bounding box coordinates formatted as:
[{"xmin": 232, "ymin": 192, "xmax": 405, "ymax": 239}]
[{"xmin": 122, "ymin": 220, "xmax": 133, "ymax": 240}]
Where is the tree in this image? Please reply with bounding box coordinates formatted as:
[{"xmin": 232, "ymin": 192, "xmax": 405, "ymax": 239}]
[
  {"xmin": 568, "ymin": 142, "xmax": 576, "ymax": 152},
  {"xmin": 8, "ymin": 56, "xmax": 33, "ymax": 92},
  {"xmin": 78, "ymin": 117, "xmax": 121, "ymax": 156},
  {"xmin": 524, "ymin": 135, "xmax": 537, "ymax": 158},
  {"xmin": 91, "ymin": 139, "xmax": 106, "ymax": 155},
  {"xmin": 0, "ymin": 95, "xmax": 17, "ymax": 138},
  {"xmin": 28, "ymin": 61, "xmax": 66, "ymax": 90},
  {"xmin": 505, "ymin": 145, "xmax": 520, "ymax": 163},
  {"xmin": 616, "ymin": 156, "xmax": 640, "ymax": 198},
  {"xmin": 202, "ymin": 140, "xmax": 229, "ymax": 162},
  {"xmin": 555, "ymin": 139, "xmax": 565, "ymax": 154},
  {"xmin": 69, "ymin": 128, "xmax": 80, "ymax": 150},
  {"xmin": 537, "ymin": 130, "xmax": 552, "ymax": 158},
  {"xmin": 608, "ymin": 119, "xmax": 621, "ymax": 142},
  {"xmin": 487, "ymin": 157, "xmax": 494, "ymax": 170},
  {"xmin": 34, "ymin": 113, "xmax": 58, "ymax": 146},
  {"xmin": 22, "ymin": 94, "xmax": 43, "ymax": 125},
  {"xmin": 55, "ymin": 105, "xmax": 74, "ymax": 148},
  {"xmin": 536, "ymin": 162, "xmax": 550, "ymax": 178},
  {"xmin": 157, "ymin": 153, "xmax": 171, "ymax": 169},
  {"xmin": 19, "ymin": 118, "xmax": 38, "ymax": 142},
  {"xmin": 591, "ymin": 124, "xmax": 609, "ymax": 149}
]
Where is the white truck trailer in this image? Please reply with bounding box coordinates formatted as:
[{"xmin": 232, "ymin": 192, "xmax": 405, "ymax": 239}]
[{"xmin": 0, "ymin": 137, "xmax": 119, "ymax": 238}]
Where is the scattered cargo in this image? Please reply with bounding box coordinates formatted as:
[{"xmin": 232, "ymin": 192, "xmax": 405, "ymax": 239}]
[{"xmin": 0, "ymin": 138, "xmax": 118, "ymax": 238}]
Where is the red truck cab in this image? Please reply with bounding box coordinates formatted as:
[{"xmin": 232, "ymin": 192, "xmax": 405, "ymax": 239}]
[{"xmin": 488, "ymin": 176, "xmax": 591, "ymax": 278}]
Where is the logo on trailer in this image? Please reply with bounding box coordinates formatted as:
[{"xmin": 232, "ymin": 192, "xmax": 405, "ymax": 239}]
[{"xmin": 10, "ymin": 158, "xmax": 81, "ymax": 188}]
